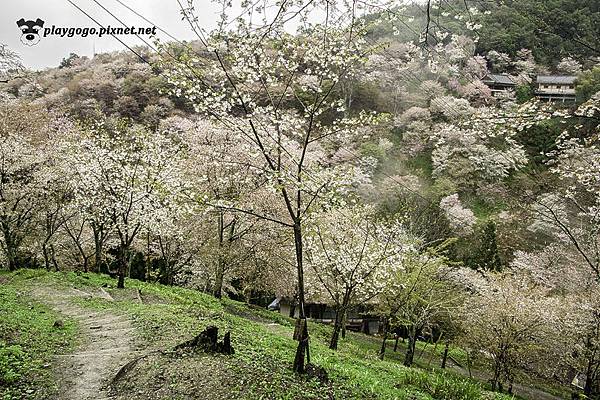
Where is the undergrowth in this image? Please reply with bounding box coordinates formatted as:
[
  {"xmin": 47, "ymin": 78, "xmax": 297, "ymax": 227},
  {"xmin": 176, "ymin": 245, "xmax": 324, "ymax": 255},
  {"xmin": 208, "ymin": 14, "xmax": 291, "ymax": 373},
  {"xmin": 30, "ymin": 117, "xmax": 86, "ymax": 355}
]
[
  {"xmin": 3, "ymin": 270, "xmax": 518, "ymax": 400},
  {"xmin": 0, "ymin": 272, "xmax": 76, "ymax": 400}
]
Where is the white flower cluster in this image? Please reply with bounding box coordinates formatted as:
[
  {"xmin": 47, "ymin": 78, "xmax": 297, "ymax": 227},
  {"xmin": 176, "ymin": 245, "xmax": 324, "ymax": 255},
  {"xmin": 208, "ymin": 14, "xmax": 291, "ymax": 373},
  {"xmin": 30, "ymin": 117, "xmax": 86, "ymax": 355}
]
[{"xmin": 439, "ymin": 194, "xmax": 476, "ymax": 236}]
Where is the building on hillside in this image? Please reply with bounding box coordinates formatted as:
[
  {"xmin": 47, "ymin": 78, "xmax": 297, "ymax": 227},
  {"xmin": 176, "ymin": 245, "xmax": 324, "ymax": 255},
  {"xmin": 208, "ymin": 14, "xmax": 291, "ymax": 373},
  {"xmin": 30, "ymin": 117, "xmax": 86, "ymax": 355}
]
[
  {"xmin": 535, "ymin": 75, "xmax": 576, "ymax": 103},
  {"xmin": 268, "ymin": 297, "xmax": 382, "ymax": 335},
  {"xmin": 482, "ymin": 74, "xmax": 516, "ymax": 96}
]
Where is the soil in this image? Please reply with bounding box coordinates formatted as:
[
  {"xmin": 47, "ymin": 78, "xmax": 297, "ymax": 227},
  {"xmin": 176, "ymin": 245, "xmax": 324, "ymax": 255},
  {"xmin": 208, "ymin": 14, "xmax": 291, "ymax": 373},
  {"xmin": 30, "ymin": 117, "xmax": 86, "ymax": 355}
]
[{"xmin": 31, "ymin": 286, "xmax": 136, "ymax": 400}]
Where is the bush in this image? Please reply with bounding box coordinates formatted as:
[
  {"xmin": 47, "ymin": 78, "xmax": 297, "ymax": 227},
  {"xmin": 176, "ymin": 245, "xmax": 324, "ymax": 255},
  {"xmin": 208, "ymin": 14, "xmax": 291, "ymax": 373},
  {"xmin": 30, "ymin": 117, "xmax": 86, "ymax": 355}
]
[{"xmin": 515, "ymin": 84, "xmax": 534, "ymax": 103}]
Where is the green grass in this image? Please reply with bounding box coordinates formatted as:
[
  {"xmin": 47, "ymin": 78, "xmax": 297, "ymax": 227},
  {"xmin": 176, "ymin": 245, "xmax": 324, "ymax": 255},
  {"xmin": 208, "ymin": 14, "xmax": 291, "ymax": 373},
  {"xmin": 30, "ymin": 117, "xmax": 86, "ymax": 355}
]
[
  {"xmin": 404, "ymin": 152, "xmax": 434, "ymax": 180},
  {"xmin": 462, "ymin": 196, "xmax": 507, "ymax": 222},
  {"xmin": 1, "ymin": 270, "xmax": 525, "ymax": 399},
  {"xmin": 0, "ymin": 272, "xmax": 77, "ymax": 400}
]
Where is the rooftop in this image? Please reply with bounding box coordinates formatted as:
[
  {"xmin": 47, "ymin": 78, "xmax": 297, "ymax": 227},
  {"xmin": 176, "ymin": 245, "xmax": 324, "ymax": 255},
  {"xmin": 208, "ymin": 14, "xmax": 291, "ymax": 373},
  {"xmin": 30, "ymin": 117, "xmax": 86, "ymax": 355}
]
[
  {"xmin": 483, "ymin": 74, "xmax": 515, "ymax": 85},
  {"xmin": 537, "ymin": 75, "xmax": 576, "ymax": 85}
]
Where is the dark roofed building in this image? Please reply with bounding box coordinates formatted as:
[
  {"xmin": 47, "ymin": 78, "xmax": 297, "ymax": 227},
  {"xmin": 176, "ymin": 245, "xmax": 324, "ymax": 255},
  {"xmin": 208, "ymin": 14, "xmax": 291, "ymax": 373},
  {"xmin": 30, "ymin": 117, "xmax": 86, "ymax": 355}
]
[
  {"xmin": 535, "ymin": 75, "xmax": 576, "ymax": 103},
  {"xmin": 482, "ymin": 74, "xmax": 516, "ymax": 97}
]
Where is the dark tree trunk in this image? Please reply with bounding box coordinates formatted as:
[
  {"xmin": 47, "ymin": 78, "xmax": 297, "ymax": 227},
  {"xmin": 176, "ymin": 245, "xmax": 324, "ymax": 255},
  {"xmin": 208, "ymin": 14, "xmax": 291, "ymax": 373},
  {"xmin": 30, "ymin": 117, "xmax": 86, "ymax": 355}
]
[
  {"xmin": 116, "ymin": 244, "xmax": 128, "ymax": 289},
  {"xmin": 393, "ymin": 335, "xmax": 399, "ymax": 352},
  {"xmin": 42, "ymin": 242, "xmax": 51, "ymax": 271},
  {"xmin": 341, "ymin": 309, "xmax": 347, "ymax": 339},
  {"xmin": 50, "ymin": 244, "xmax": 59, "ymax": 271},
  {"xmin": 6, "ymin": 248, "xmax": 17, "ymax": 271},
  {"xmin": 329, "ymin": 308, "xmax": 343, "ymax": 350},
  {"xmin": 92, "ymin": 225, "xmax": 104, "ymax": 273},
  {"xmin": 82, "ymin": 256, "xmax": 89, "ymax": 273},
  {"xmin": 491, "ymin": 360, "xmax": 502, "ymax": 392},
  {"xmin": 404, "ymin": 327, "xmax": 417, "ymax": 367},
  {"xmin": 293, "ymin": 318, "xmax": 309, "ymax": 373},
  {"xmin": 292, "ymin": 222, "xmax": 309, "ymax": 373},
  {"xmin": 2, "ymin": 221, "xmax": 20, "ymax": 271},
  {"xmin": 441, "ymin": 342, "xmax": 450, "ymax": 369},
  {"xmin": 379, "ymin": 318, "xmax": 389, "ymax": 360},
  {"xmin": 213, "ymin": 212, "xmax": 225, "ymax": 299},
  {"xmin": 117, "ymin": 272, "xmax": 125, "ymax": 289},
  {"xmin": 584, "ymin": 356, "xmax": 594, "ymax": 396},
  {"xmin": 214, "ymin": 255, "xmax": 225, "ymax": 299}
]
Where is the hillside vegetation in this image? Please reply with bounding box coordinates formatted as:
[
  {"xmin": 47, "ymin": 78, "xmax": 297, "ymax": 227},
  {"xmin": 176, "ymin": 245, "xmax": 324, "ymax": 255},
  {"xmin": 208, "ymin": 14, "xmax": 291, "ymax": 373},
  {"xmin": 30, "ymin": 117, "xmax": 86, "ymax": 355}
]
[
  {"xmin": 0, "ymin": 269, "xmax": 527, "ymax": 400},
  {"xmin": 1, "ymin": 0, "xmax": 600, "ymax": 399}
]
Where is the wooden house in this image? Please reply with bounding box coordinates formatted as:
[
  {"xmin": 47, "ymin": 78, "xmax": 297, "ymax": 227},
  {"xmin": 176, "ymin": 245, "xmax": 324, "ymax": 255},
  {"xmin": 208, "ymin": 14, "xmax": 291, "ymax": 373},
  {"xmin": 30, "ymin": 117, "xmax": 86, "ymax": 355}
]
[
  {"xmin": 482, "ymin": 74, "xmax": 516, "ymax": 97},
  {"xmin": 535, "ymin": 75, "xmax": 576, "ymax": 103}
]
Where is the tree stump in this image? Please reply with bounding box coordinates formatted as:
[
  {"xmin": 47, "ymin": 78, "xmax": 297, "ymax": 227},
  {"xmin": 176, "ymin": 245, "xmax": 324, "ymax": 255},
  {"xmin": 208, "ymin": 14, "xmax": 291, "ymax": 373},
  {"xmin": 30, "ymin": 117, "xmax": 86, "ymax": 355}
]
[{"xmin": 173, "ymin": 326, "xmax": 234, "ymax": 355}]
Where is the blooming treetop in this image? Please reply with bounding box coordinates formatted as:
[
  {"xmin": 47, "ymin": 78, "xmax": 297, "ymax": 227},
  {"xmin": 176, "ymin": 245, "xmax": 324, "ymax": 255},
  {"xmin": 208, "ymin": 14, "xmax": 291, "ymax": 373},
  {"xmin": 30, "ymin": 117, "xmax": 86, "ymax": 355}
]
[{"xmin": 304, "ymin": 205, "xmax": 414, "ymax": 306}]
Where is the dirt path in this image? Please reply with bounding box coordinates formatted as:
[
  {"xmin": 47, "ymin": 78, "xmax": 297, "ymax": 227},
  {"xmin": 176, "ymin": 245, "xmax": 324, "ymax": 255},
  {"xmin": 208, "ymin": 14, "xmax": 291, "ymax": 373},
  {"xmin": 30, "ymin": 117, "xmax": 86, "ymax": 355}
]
[{"xmin": 31, "ymin": 286, "xmax": 136, "ymax": 400}]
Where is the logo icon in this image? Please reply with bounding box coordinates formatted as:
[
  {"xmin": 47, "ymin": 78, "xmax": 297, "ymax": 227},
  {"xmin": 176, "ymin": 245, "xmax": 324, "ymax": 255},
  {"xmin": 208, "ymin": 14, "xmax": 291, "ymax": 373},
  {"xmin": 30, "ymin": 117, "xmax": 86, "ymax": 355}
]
[{"xmin": 16, "ymin": 18, "xmax": 45, "ymax": 46}]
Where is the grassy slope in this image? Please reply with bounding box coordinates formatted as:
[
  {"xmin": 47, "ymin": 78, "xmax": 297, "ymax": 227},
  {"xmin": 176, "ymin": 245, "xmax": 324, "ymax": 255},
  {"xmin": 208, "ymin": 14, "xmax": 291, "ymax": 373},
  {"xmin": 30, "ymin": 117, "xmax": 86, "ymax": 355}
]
[
  {"xmin": 0, "ymin": 273, "xmax": 77, "ymax": 400},
  {"xmin": 1, "ymin": 270, "xmax": 516, "ymax": 400}
]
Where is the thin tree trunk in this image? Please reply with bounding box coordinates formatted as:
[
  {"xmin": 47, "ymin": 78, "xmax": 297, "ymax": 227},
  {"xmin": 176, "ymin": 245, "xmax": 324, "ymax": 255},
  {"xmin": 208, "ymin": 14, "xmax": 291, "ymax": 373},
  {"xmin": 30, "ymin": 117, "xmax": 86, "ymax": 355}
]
[
  {"xmin": 117, "ymin": 244, "xmax": 128, "ymax": 289},
  {"xmin": 467, "ymin": 351, "xmax": 473, "ymax": 379},
  {"xmin": 42, "ymin": 242, "xmax": 51, "ymax": 271},
  {"xmin": 214, "ymin": 255, "xmax": 225, "ymax": 299},
  {"xmin": 65, "ymin": 220, "xmax": 90, "ymax": 273},
  {"xmin": 584, "ymin": 354, "xmax": 594, "ymax": 396},
  {"xmin": 145, "ymin": 232, "xmax": 151, "ymax": 282},
  {"xmin": 292, "ymin": 222, "xmax": 309, "ymax": 373},
  {"xmin": 2, "ymin": 221, "xmax": 20, "ymax": 271},
  {"xmin": 491, "ymin": 360, "xmax": 501, "ymax": 392},
  {"xmin": 329, "ymin": 308, "xmax": 343, "ymax": 350},
  {"xmin": 404, "ymin": 327, "xmax": 417, "ymax": 367},
  {"xmin": 341, "ymin": 309, "xmax": 347, "ymax": 339},
  {"xmin": 213, "ymin": 212, "xmax": 225, "ymax": 299},
  {"xmin": 50, "ymin": 244, "xmax": 59, "ymax": 271},
  {"xmin": 441, "ymin": 342, "xmax": 450, "ymax": 369},
  {"xmin": 393, "ymin": 334, "xmax": 399, "ymax": 352},
  {"xmin": 428, "ymin": 334, "xmax": 441, "ymax": 368},
  {"xmin": 82, "ymin": 255, "xmax": 89, "ymax": 273},
  {"xmin": 379, "ymin": 317, "xmax": 389, "ymax": 360},
  {"xmin": 93, "ymin": 225, "xmax": 104, "ymax": 273}
]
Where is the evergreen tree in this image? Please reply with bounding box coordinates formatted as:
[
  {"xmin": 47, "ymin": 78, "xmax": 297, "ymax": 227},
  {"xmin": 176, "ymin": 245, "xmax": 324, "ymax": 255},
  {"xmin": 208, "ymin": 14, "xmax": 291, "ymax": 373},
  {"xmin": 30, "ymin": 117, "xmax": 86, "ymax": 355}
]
[{"xmin": 470, "ymin": 221, "xmax": 503, "ymax": 272}]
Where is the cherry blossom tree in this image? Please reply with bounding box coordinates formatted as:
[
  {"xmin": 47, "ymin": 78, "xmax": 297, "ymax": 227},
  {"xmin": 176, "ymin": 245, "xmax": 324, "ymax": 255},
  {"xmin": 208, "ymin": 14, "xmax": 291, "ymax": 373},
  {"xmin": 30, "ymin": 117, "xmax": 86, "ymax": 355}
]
[
  {"xmin": 0, "ymin": 102, "xmax": 57, "ymax": 270},
  {"xmin": 175, "ymin": 117, "xmax": 279, "ymax": 298},
  {"xmin": 430, "ymin": 106, "xmax": 529, "ymax": 189},
  {"xmin": 0, "ymin": 44, "xmax": 25, "ymax": 84},
  {"xmin": 486, "ymin": 50, "xmax": 511, "ymax": 73},
  {"xmin": 557, "ymin": 57, "xmax": 583, "ymax": 75},
  {"xmin": 377, "ymin": 241, "xmax": 462, "ymax": 365},
  {"xmin": 163, "ymin": 0, "xmax": 400, "ymax": 372},
  {"xmin": 439, "ymin": 194, "xmax": 476, "ymax": 237},
  {"xmin": 304, "ymin": 205, "xmax": 411, "ymax": 350},
  {"xmin": 70, "ymin": 121, "xmax": 185, "ymax": 288},
  {"xmin": 460, "ymin": 274, "xmax": 560, "ymax": 393}
]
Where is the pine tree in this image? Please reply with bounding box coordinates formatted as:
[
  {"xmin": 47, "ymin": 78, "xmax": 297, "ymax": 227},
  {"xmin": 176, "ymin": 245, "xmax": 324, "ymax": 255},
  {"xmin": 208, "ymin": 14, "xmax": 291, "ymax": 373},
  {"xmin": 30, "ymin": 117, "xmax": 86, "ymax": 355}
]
[{"xmin": 471, "ymin": 221, "xmax": 503, "ymax": 272}]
